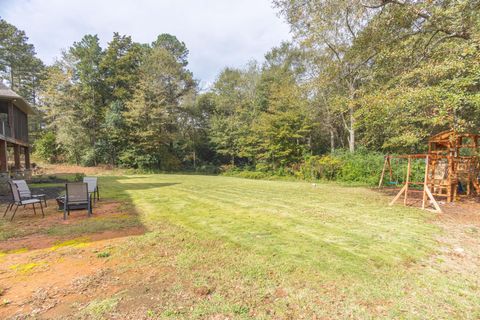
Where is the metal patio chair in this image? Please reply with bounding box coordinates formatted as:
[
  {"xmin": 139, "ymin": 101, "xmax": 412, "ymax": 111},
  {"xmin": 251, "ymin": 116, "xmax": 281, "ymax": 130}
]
[
  {"xmin": 64, "ymin": 182, "xmax": 92, "ymax": 220},
  {"xmin": 12, "ymin": 179, "xmax": 47, "ymax": 207},
  {"xmin": 83, "ymin": 177, "xmax": 99, "ymax": 203},
  {"xmin": 3, "ymin": 181, "xmax": 44, "ymax": 221}
]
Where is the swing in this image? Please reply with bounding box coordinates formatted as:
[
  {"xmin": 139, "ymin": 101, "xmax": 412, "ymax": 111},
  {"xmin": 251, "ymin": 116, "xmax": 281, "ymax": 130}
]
[
  {"xmin": 379, "ymin": 156, "xmax": 402, "ymax": 187},
  {"xmin": 387, "ymin": 158, "xmax": 403, "ymax": 186}
]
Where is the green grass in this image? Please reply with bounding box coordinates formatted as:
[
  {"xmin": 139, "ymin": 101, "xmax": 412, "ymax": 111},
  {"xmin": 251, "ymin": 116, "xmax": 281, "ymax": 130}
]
[
  {"xmin": 103, "ymin": 175, "xmax": 435, "ymax": 272},
  {"xmin": 2, "ymin": 173, "xmax": 479, "ymax": 318},
  {"xmin": 93, "ymin": 174, "xmax": 479, "ymax": 318},
  {"xmin": 77, "ymin": 296, "xmax": 120, "ymax": 319}
]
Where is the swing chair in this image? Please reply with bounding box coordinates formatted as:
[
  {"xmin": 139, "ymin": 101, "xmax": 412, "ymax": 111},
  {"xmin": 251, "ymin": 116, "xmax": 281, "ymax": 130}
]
[{"xmin": 378, "ymin": 156, "xmax": 407, "ymax": 188}]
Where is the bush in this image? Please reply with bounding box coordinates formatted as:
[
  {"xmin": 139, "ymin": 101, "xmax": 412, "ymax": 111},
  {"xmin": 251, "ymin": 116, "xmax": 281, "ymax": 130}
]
[
  {"xmin": 297, "ymin": 155, "xmax": 343, "ymax": 180},
  {"xmin": 228, "ymin": 171, "xmax": 270, "ymax": 180},
  {"xmin": 80, "ymin": 148, "xmax": 97, "ymax": 167},
  {"xmin": 335, "ymin": 150, "xmax": 385, "ymax": 184},
  {"xmin": 220, "ymin": 149, "xmax": 427, "ymax": 186},
  {"xmin": 298, "ymin": 150, "xmax": 427, "ymax": 185},
  {"xmin": 73, "ymin": 173, "xmax": 85, "ymax": 182},
  {"xmin": 33, "ymin": 132, "xmax": 61, "ymax": 163},
  {"xmin": 195, "ymin": 164, "xmax": 219, "ymax": 174}
]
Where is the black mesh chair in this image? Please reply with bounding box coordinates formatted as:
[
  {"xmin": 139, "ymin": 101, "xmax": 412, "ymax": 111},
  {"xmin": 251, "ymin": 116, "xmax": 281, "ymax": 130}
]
[{"xmin": 64, "ymin": 183, "xmax": 92, "ymax": 220}]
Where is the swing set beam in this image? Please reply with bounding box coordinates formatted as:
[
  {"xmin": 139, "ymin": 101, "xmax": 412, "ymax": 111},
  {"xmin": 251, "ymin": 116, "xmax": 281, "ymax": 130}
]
[{"xmin": 380, "ymin": 154, "xmax": 442, "ymax": 213}]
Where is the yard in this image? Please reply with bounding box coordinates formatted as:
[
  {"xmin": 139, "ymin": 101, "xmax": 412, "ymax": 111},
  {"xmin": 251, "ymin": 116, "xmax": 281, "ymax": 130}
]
[{"xmin": 1, "ymin": 171, "xmax": 479, "ymax": 319}]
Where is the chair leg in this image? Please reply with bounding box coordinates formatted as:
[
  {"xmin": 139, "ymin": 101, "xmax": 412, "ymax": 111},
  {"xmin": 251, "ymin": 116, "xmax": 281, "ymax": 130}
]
[
  {"xmin": 32, "ymin": 203, "xmax": 37, "ymax": 215},
  {"xmin": 44, "ymin": 196, "xmax": 47, "ymax": 207},
  {"xmin": 40, "ymin": 201, "xmax": 45, "ymax": 218},
  {"xmin": 87, "ymin": 199, "xmax": 91, "ymax": 217},
  {"xmin": 10, "ymin": 205, "xmax": 19, "ymax": 221},
  {"xmin": 63, "ymin": 206, "xmax": 67, "ymax": 220},
  {"xmin": 3, "ymin": 203, "xmax": 12, "ymax": 217}
]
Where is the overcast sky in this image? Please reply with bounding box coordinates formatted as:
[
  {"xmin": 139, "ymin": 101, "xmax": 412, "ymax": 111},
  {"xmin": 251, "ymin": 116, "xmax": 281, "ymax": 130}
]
[{"xmin": 0, "ymin": 0, "xmax": 291, "ymax": 87}]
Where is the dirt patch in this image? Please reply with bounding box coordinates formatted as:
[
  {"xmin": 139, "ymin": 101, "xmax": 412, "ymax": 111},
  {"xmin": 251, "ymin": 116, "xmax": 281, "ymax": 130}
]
[
  {"xmin": 0, "ymin": 236, "xmax": 133, "ymax": 319},
  {"xmin": 0, "ymin": 227, "xmax": 145, "ymax": 252},
  {"xmin": 427, "ymin": 200, "xmax": 480, "ymax": 276},
  {"xmin": 1, "ymin": 200, "xmax": 144, "ymax": 250},
  {"xmin": 0, "ymin": 194, "xmax": 148, "ymax": 319},
  {"xmin": 381, "ymin": 187, "xmax": 480, "ymax": 303}
]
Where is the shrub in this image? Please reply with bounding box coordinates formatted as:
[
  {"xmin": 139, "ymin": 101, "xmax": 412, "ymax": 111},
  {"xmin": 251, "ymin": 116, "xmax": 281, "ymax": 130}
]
[
  {"xmin": 73, "ymin": 173, "xmax": 85, "ymax": 182},
  {"xmin": 33, "ymin": 132, "xmax": 61, "ymax": 163},
  {"xmin": 335, "ymin": 150, "xmax": 385, "ymax": 184},
  {"xmin": 80, "ymin": 148, "xmax": 97, "ymax": 167},
  {"xmin": 221, "ymin": 149, "xmax": 427, "ymax": 186},
  {"xmin": 195, "ymin": 164, "xmax": 219, "ymax": 174},
  {"xmin": 297, "ymin": 154, "xmax": 343, "ymax": 181}
]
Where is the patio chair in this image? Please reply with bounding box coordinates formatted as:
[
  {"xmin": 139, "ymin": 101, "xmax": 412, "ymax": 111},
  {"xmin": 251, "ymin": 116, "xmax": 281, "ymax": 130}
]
[
  {"xmin": 64, "ymin": 182, "xmax": 92, "ymax": 220},
  {"xmin": 12, "ymin": 179, "xmax": 47, "ymax": 207},
  {"xmin": 3, "ymin": 181, "xmax": 44, "ymax": 221},
  {"xmin": 83, "ymin": 177, "xmax": 99, "ymax": 203}
]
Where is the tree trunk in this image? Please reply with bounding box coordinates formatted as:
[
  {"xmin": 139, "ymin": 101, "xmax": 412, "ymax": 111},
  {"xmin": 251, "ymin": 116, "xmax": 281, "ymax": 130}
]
[
  {"xmin": 346, "ymin": 82, "xmax": 356, "ymax": 153},
  {"xmin": 330, "ymin": 129, "xmax": 335, "ymax": 153},
  {"xmin": 348, "ymin": 106, "xmax": 355, "ymax": 153}
]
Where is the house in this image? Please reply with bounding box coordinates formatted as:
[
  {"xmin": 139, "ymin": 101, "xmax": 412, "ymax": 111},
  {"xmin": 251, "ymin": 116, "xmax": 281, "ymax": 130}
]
[{"xmin": 0, "ymin": 82, "xmax": 34, "ymax": 191}]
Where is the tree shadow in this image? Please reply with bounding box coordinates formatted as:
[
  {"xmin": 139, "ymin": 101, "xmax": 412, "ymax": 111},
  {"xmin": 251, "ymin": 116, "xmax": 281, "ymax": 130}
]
[{"xmin": 0, "ymin": 175, "xmax": 181, "ymax": 252}]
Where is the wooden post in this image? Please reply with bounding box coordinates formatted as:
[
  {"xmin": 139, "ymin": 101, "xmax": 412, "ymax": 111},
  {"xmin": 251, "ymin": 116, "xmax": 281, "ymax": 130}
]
[
  {"xmin": 24, "ymin": 146, "xmax": 30, "ymax": 169},
  {"xmin": 13, "ymin": 144, "xmax": 20, "ymax": 170},
  {"xmin": 8, "ymin": 101, "xmax": 14, "ymax": 139},
  {"xmin": 447, "ymin": 155, "xmax": 453, "ymax": 202},
  {"xmin": 425, "ymin": 185, "xmax": 443, "ymax": 213},
  {"xmin": 389, "ymin": 184, "xmax": 408, "ymax": 206},
  {"xmin": 378, "ymin": 156, "xmax": 388, "ymax": 188},
  {"xmin": 422, "ymin": 155, "xmax": 430, "ymax": 210},
  {"xmin": 0, "ymin": 140, "xmax": 7, "ymax": 172},
  {"xmin": 404, "ymin": 157, "xmax": 411, "ymax": 205},
  {"xmin": 387, "ymin": 157, "xmax": 393, "ymax": 181}
]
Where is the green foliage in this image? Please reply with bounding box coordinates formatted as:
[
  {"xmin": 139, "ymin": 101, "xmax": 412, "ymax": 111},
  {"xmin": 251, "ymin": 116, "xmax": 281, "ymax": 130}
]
[
  {"xmin": 11, "ymin": 1, "xmax": 480, "ymax": 187},
  {"xmin": 73, "ymin": 173, "xmax": 85, "ymax": 182},
  {"xmin": 297, "ymin": 155, "xmax": 342, "ymax": 181},
  {"xmin": 334, "ymin": 150, "xmax": 385, "ymax": 185},
  {"xmin": 0, "ymin": 18, "xmax": 44, "ymax": 102},
  {"xmin": 78, "ymin": 297, "xmax": 119, "ymax": 319},
  {"xmin": 33, "ymin": 131, "xmax": 60, "ymax": 163},
  {"xmin": 97, "ymin": 251, "xmax": 110, "ymax": 258}
]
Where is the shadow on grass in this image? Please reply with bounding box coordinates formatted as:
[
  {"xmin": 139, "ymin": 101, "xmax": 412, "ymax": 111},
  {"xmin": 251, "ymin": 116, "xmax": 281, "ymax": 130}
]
[{"xmin": 0, "ymin": 174, "xmax": 180, "ymax": 252}]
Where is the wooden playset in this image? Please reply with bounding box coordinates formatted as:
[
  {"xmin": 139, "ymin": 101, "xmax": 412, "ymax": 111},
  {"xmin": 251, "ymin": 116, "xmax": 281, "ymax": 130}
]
[{"xmin": 378, "ymin": 130, "xmax": 480, "ymax": 213}]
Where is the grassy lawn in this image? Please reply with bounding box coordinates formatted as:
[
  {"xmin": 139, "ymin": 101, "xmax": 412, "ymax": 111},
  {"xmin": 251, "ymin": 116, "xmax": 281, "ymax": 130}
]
[
  {"xmin": 92, "ymin": 174, "xmax": 478, "ymax": 319},
  {"xmin": 1, "ymin": 173, "xmax": 479, "ymax": 319}
]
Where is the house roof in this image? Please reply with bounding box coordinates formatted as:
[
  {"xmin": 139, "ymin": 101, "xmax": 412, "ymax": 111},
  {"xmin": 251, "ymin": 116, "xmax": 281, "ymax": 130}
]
[{"xmin": 0, "ymin": 82, "xmax": 35, "ymax": 115}]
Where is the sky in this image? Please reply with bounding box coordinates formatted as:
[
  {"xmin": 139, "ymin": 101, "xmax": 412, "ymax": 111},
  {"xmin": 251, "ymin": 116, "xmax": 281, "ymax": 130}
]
[{"xmin": 0, "ymin": 0, "xmax": 292, "ymax": 87}]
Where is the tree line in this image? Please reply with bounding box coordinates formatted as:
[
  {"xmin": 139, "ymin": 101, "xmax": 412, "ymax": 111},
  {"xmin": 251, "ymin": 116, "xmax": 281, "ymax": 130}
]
[{"xmin": 0, "ymin": 0, "xmax": 479, "ymax": 174}]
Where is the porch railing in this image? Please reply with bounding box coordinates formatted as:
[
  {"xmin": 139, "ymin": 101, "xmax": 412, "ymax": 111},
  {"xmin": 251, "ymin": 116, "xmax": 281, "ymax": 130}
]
[{"xmin": 0, "ymin": 121, "xmax": 12, "ymax": 138}]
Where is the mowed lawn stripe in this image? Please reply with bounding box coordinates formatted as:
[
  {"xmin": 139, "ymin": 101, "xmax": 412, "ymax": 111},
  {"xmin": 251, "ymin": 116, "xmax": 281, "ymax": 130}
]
[
  {"xmin": 104, "ymin": 174, "xmax": 437, "ymax": 279},
  {"xmin": 96, "ymin": 174, "xmax": 480, "ymax": 318}
]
